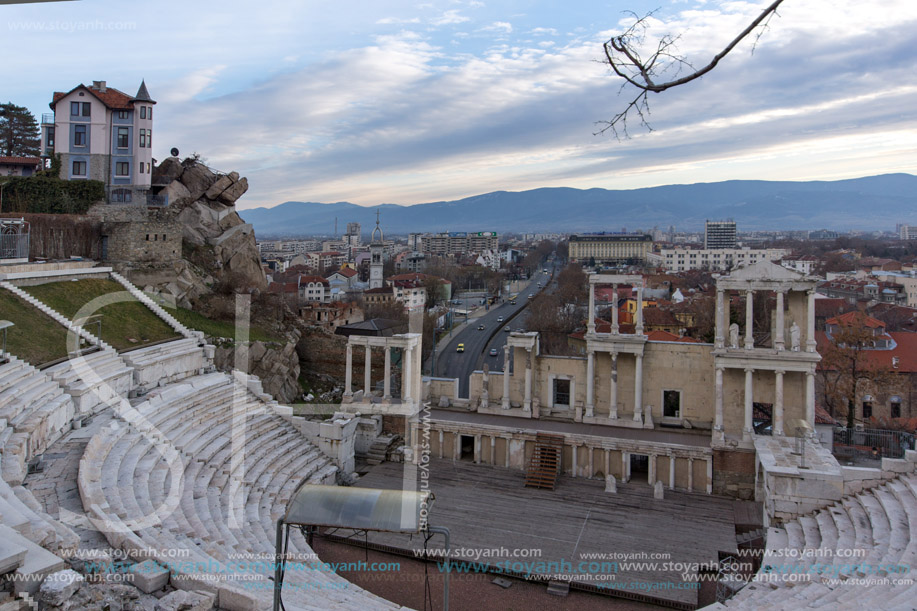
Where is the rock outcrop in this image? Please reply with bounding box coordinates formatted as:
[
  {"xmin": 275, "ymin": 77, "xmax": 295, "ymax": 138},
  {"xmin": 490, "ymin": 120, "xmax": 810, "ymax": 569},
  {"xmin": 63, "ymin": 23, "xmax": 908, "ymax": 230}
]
[{"xmin": 213, "ymin": 335, "xmax": 303, "ymax": 404}]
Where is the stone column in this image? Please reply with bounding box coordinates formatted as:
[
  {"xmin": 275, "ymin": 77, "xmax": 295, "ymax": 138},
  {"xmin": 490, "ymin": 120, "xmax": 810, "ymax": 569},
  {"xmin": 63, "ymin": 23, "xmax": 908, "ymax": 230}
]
[
  {"xmin": 635, "ymin": 286, "xmax": 645, "ymax": 335},
  {"xmin": 383, "ymin": 346, "xmax": 392, "ymax": 401},
  {"xmin": 774, "ymin": 370, "xmax": 785, "ymax": 436},
  {"xmin": 454, "ymin": 432, "xmax": 461, "ymax": 460},
  {"xmin": 438, "ymin": 430, "xmax": 444, "ymax": 459},
  {"xmin": 775, "ymin": 290, "xmax": 786, "ymax": 350},
  {"xmin": 403, "ymin": 346, "xmax": 413, "ymax": 403},
  {"xmin": 610, "ymin": 352, "xmax": 618, "ymax": 419},
  {"xmin": 344, "ymin": 343, "xmax": 353, "ymax": 399},
  {"xmin": 523, "ymin": 349, "xmax": 533, "ymax": 413},
  {"xmin": 744, "ymin": 368, "xmax": 754, "ymax": 441},
  {"xmin": 585, "ymin": 349, "xmax": 595, "ymax": 418},
  {"xmin": 364, "ymin": 344, "xmax": 372, "ymax": 396},
  {"xmin": 633, "ymin": 354, "xmax": 644, "ymax": 421},
  {"xmin": 714, "ymin": 366, "xmax": 725, "ymax": 441},
  {"xmin": 806, "ymin": 371, "xmax": 815, "ymax": 429},
  {"xmin": 505, "ymin": 436, "xmax": 511, "ymax": 468},
  {"xmin": 490, "ymin": 436, "xmax": 496, "ymax": 465},
  {"xmin": 587, "ymin": 281, "xmax": 595, "ymax": 335},
  {"xmin": 604, "ymin": 449, "xmax": 610, "ymax": 478},
  {"xmin": 623, "ymin": 451, "xmax": 630, "ymax": 483},
  {"xmin": 806, "ymin": 290, "xmax": 817, "ymax": 353},
  {"xmin": 669, "ymin": 456, "xmax": 676, "ymax": 489},
  {"xmin": 687, "ymin": 458, "xmax": 694, "ymax": 492},
  {"xmin": 502, "ymin": 345, "xmax": 511, "ymax": 409},
  {"xmin": 745, "ymin": 290, "xmax": 754, "ymax": 350},
  {"xmin": 474, "ymin": 435, "xmax": 481, "ymax": 463},
  {"xmin": 715, "ymin": 289, "xmax": 725, "ymax": 349},
  {"xmin": 611, "ymin": 284, "xmax": 619, "ymax": 334},
  {"xmin": 706, "ymin": 457, "xmax": 713, "ymax": 494},
  {"xmin": 571, "ymin": 444, "xmax": 578, "ymax": 477},
  {"xmin": 648, "ymin": 454, "xmax": 656, "ymax": 486}
]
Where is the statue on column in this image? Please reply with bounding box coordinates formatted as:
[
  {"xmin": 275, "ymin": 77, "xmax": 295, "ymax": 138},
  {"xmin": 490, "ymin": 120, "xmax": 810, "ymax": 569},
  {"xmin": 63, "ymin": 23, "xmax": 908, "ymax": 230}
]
[
  {"xmin": 790, "ymin": 322, "xmax": 801, "ymax": 351},
  {"xmin": 728, "ymin": 323, "xmax": 739, "ymax": 348}
]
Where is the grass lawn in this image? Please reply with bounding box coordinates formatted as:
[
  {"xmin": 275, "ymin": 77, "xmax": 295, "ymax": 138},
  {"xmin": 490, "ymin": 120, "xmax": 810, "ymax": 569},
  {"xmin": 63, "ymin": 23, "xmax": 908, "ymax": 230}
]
[
  {"xmin": 169, "ymin": 306, "xmax": 282, "ymax": 343},
  {"xmin": 0, "ymin": 290, "xmax": 70, "ymax": 366},
  {"xmin": 25, "ymin": 279, "xmax": 181, "ymax": 351}
]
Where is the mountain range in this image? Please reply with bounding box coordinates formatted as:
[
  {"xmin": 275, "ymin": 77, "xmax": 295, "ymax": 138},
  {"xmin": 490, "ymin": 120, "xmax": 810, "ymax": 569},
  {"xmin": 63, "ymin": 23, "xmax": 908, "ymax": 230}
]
[{"xmin": 238, "ymin": 173, "xmax": 917, "ymax": 237}]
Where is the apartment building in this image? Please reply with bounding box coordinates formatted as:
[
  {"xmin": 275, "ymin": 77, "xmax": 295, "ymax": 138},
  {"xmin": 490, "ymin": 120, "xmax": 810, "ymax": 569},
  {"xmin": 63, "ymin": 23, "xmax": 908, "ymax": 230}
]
[
  {"xmin": 568, "ymin": 233, "xmax": 652, "ymax": 265},
  {"xmin": 661, "ymin": 248, "xmax": 788, "ymax": 272}
]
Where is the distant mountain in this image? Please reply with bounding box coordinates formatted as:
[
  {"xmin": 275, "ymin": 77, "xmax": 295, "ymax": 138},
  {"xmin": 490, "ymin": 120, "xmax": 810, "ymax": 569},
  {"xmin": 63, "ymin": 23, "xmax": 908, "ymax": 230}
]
[{"xmin": 238, "ymin": 174, "xmax": 917, "ymax": 237}]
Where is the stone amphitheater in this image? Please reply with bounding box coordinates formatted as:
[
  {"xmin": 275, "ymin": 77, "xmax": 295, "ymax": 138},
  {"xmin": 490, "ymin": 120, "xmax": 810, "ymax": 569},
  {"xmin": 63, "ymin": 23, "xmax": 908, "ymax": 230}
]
[{"xmin": 1, "ymin": 262, "xmax": 916, "ymax": 610}]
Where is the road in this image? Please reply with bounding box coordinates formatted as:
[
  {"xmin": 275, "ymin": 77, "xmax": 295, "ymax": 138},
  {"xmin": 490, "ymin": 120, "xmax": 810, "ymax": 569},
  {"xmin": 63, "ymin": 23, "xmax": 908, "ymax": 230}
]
[{"xmin": 434, "ymin": 264, "xmax": 556, "ymax": 397}]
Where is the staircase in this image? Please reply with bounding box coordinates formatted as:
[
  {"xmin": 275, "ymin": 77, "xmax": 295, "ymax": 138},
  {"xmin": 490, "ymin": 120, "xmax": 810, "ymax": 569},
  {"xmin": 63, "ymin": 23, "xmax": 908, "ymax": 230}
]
[
  {"xmin": 524, "ymin": 433, "xmax": 564, "ymax": 490},
  {"xmin": 109, "ymin": 272, "xmax": 199, "ymax": 340},
  {"xmin": 362, "ymin": 434, "xmax": 401, "ymax": 466}
]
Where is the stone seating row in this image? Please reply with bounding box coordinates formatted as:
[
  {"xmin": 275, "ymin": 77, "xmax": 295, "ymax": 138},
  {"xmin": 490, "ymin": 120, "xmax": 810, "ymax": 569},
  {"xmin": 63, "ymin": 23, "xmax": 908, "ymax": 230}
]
[
  {"xmin": 44, "ymin": 347, "xmax": 135, "ymax": 417},
  {"xmin": 79, "ymin": 372, "xmax": 402, "ymax": 611},
  {"xmin": 120, "ymin": 337, "xmax": 208, "ymax": 391},
  {"xmin": 719, "ymin": 474, "xmax": 917, "ymax": 609}
]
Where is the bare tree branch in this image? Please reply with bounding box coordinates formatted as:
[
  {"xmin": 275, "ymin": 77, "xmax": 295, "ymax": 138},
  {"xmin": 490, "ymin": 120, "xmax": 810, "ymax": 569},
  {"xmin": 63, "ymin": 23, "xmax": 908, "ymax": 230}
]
[{"xmin": 598, "ymin": 0, "xmax": 787, "ymax": 137}]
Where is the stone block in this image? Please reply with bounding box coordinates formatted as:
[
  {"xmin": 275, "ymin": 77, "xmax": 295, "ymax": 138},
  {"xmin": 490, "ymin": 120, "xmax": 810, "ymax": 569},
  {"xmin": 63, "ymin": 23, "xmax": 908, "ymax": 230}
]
[
  {"xmin": 155, "ymin": 589, "xmax": 216, "ymax": 611},
  {"xmin": 605, "ymin": 474, "xmax": 617, "ymax": 493},
  {"xmin": 38, "ymin": 569, "xmax": 83, "ymax": 607},
  {"xmin": 881, "ymin": 458, "xmax": 913, "ymax": 474},
  {"xmin": 129, "ymin": 559, "xmax": 170, "ymax": 593},
  {"xmin": 653, "ymin": 480, "xmax": 664, "ymax": 499},
  {"xmin": 217, "ymin": 584, "xmax": 261, "ymax": 611}
]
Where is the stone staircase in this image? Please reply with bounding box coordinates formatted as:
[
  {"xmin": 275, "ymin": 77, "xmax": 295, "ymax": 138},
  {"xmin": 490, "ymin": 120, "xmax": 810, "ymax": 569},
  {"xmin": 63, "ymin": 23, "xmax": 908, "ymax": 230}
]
[
  {"xmin": 78, "ymin": 372, "xmax": 401, "ymax": 610},
  {"xmin": 525, "ymin": 433, "xmax": 564, "ymax": 490},
  {"xmin": 362, "ymin": 434, "xmax": 401, "ymax": 465},
  {"xmin": 108, "ymin": 271, "xmax": 200, "ymax": 340},
  {"xmin": 714, "ymin": 473, "xmax": 917, "ymax": 609}
]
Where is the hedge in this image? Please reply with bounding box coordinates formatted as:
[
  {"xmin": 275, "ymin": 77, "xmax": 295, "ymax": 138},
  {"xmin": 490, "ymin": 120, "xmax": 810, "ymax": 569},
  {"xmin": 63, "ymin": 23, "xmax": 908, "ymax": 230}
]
[{"xmin": 0, "ymin": 174, "xmax": 105, "ymax": 214}]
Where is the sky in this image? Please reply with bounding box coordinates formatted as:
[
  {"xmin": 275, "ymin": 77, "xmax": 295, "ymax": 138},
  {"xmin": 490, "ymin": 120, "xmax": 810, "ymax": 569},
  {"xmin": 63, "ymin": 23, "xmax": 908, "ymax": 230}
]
[{"xmin": 4, "ymin": 0, "xmax": 917, "ymax": 210}]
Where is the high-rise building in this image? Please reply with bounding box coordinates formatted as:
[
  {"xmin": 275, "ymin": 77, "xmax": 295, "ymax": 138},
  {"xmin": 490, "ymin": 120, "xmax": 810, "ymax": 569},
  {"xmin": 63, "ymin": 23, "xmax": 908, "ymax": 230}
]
[
  {"xmin": 897, "ymin": 224, "xmax": 917, "ymax": 240},
  {"xmin": 704, "ymin": 220, "xmax": 737, "ymax": 249},
  {"xmin": 346, "ymin": 222, "xmax": 361, "ymax": 246}
]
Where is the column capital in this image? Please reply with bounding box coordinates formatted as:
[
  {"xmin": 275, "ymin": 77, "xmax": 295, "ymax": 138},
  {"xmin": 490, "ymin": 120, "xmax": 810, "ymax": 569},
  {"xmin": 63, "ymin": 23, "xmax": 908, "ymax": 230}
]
[
  {"xmin": 774, "ymin": 369, "xmax": 785, "ymax": 375},
  {"xmin": 744, "ymin": 367, "xmax": 755, "ymax": 374}
]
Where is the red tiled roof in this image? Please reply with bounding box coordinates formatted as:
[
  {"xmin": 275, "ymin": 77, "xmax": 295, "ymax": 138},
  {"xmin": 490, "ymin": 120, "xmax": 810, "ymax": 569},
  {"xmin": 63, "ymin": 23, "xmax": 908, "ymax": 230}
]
[
  {"xmin": 51, "ymin": 84, "xmax": 135, "ymax": 110},
  {"xmin": 365, "ymin": 287, "xmax": 393, "ymax": 294},
  {"xmin": 816, "ymin": 331, "xmax": 917, "ymax": 373},
  {"xmin": 298, "ymin": 275, "xmax": 329, "ymax": 286},
  {"xmin": 642, "ymin": 308, "xmax": 680, "ymax": 327},
  {"xmin": 267, "ymin": 282, "xmax": 298, "ymax": 294},
  {"xmin": 328, "ymin": 268, "xmax": 357, "ymax": 278},
  {"xmin": 0, "ymin": 156, "xmax": 40, "ymax": 165},
  {"xmin": 815, "ymin": 404, "xmax": 839, "ymax": 425},
  {"xmin": 814, "ymin": 298, "xmax": 851, "ymax": 319},
  {"xmin": 826, "ymin": 311, "xmax": 885, "ymax": 329},
  {"xmin": 645, "ymin": 330, "xmax": 701, "ymax": 343}
]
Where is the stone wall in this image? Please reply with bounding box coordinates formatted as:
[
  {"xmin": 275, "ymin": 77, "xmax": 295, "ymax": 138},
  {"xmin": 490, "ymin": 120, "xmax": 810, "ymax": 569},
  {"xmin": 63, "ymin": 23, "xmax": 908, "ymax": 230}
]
[
  {"xmin": 713, "ymin": 448, "xmax": 757, "ymax": 499},
  {"xmin": 101, "ymin": 219, "xmax": 181, "ymax": 265}
]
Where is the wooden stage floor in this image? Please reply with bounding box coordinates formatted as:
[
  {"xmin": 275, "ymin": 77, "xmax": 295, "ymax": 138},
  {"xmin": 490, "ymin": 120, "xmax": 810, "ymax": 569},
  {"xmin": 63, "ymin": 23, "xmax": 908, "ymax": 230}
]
[{"xmin": 326, "ymin": 457, "xmax": 739, "ymax": 607}]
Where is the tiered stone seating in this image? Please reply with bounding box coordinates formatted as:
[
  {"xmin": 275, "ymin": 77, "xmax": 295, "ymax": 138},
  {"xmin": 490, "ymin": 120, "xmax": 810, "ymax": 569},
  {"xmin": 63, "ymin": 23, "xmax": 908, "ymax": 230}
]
[
  {"xmin": 79, "ymin": 372, "xmax": 401, "ymax": 610},
  {"xmin": 120, "ymin": 337, "xmax": 206, "ymax": 390},
  {"xmin": 44, "ymin": 347, "xmax": 134, "ymax": 417},
  {"xmin": 720, "ymin": 475, "xmax": 917, "ymax": 609}
]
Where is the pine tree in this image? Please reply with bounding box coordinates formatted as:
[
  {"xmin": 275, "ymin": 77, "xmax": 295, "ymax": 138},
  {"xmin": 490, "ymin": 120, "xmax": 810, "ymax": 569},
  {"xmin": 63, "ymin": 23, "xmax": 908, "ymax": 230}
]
[{"xmin": 0, "ymin": 102, "xmax": 40, "ymax": 157}]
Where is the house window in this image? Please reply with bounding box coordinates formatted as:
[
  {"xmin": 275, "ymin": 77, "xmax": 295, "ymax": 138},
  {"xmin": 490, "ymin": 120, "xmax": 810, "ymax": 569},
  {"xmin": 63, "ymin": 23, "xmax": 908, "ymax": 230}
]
[
  {"xmin": 115, "ymin": 162, "xmax": 129, "ymax": 176},
  {"xmin": 663, "ymin": 390, "xmax": 681, "ymax": 418},
  {"xmin": 46, "ymin": 127, "xmax": 55, "ymax": 149},
  {"xmin": 140, "ymin": 106, "xmax": 146, "ymax": 120},
  {"xmin": 118, "ymin": 110, "xmax": 129, "ymax": 120},
  {"xmin": 81, "ymin": 102, "xmax": 91, "ymax": 117},
  {"xmin": 111, "ymin": 188, "xmax": 132, "ymax": 203},
  {"xmin": 117, "ymin": 127, "xmax": 129, "ymax": 148},
  {"xmin": 891, "ymin": 400, "xmax": 902, "ymax": 419},
  {"xmin": 138, "ymin": 163, "xmax": 144, "ymax": 174},
  {"xmin": 553, "ymin": 379, "xmax": 571, "ymax": 407},
  {"xmin": 862, "ymin": 401, "xmax": 873, "ymax": 419},
  {"xmin": 72, "ymin": 160, "xmax": 86, "ymax": 176},
  {"xmin": 70, "ymin": 101, "xmax": 79, "ymax": 116},
  {"xmin": 148, "ymin": 106, "xmax": 152, "ymax": 120},
  {"xmin": 147, "ymin": 130, "xmax": 151, "ymax": 148},
  {"xmin": 139, "ymin": 129, "xmax": 147, "ymax": 148},
  {"xmin": 74, "ymin": 124, "xmax": 86, "ymax": 146}
]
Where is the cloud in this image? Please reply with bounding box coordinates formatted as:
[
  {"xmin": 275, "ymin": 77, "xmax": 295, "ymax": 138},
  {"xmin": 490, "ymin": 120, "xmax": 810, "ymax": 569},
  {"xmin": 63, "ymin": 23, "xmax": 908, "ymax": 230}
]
[
  {"xmin": 431, "ymin": 9, "xmax": 469, "ymax": 26},
  {"xmin": 480, "ymin": 21, "xmax": 512, "ymax": 34},
  {"xmin": 377, "ymin": 16, "xmax": 422, "ymax": 25},
  {"xmin": 157, "ymin": 66, "xmax": 226, "ymax": 104}
]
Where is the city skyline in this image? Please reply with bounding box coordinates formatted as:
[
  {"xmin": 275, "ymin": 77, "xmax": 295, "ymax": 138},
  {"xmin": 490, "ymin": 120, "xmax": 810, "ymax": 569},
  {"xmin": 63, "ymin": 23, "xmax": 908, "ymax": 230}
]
[{"xmin": 4, "ymin": 0, "xmax": 917, "ymax": 210}]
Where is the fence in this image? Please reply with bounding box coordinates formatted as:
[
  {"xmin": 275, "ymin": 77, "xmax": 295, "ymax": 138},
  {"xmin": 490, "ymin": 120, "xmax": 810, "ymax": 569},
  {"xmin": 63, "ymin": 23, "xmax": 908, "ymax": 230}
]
[
  {"xmin": 833, "ymin": 427, "xmax": 915, "ymax": 460},
  {"xmin": 0, "ymin": 218, "xmax": 29, "ymax": 259}
]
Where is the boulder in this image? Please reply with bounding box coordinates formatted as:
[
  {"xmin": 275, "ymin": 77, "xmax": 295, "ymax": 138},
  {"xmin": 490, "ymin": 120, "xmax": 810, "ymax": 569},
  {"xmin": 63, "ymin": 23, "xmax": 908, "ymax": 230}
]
[
  {"xmin": 155, "ymin": 589, "xmax": 216, "ymax": 611},
  {"xmin": 152, "ymin": 156, "xmax": 184, "ymax": 184},
  {"xmin": 204, "ymin": 174, "xmax": 234, "ymax": 200},
  {"xmin": 160, "ymin": 180, "xmax": 192, "ymax": 209},
  {"xmin": 179, "ymin": 162, "xmax": 218, "ymax": 201},
  {"xmin": 217, "ymin": 176, "xmax": 248, "ymax": 205},
  {"xmin": 38, "ymin": 569, "xmax": 84, "ymax": 607}
]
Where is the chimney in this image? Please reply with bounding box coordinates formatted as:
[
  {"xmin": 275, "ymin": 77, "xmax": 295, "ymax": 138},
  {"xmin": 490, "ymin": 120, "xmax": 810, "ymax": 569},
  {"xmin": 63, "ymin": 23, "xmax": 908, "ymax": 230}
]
[{"xmin": 92, "ymin": 80, "xmax": 107, "ymax": 92}]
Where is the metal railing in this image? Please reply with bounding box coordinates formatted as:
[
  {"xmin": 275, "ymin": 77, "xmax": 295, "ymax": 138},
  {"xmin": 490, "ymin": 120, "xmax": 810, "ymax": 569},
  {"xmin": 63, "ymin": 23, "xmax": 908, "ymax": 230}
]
[
  {"xmin": 833, "ymin": 427, "xmax": 915, "ymax": 460},
  {"xmin": 0, "ymin": 219, "xmax": 29, "ymax": 260},
  {"xmin": 41, "ymin": 113, "xmax": 54, "ymax": 125}
]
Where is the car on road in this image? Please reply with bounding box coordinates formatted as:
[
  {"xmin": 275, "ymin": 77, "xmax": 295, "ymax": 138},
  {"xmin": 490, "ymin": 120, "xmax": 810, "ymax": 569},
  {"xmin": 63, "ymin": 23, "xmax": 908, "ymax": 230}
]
[
  {"xmin": 503, "ymin": 326, "xmax": 511, "ymax": 332},
  {"xmin": 456, "ymin": 343, "xmax": 464, "ymax": 352},
  {"xmin": 510, "ymin": 300, "xmax": 516, "ymax": 305},
  {"xmin": 528, "ymin": 294, "xmax": 534, "ymax": 299},
  {"xmin": 497, "ymin": 316, "xmax": 504, "ymax": 322},
  {"xmin": 489, "ymin": 348, "xmax": 498, "ymax": 357},
  {"xmin": 477, "ymin": 324, "xmax": 485, "ymax": 330}
]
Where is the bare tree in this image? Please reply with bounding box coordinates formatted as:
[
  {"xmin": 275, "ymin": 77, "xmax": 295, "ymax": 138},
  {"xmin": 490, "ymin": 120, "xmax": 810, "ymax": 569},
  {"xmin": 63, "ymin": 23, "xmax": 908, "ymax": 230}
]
[{"xmin": 599, "ymin": 0, "xmax": 786, "ymax": 137}]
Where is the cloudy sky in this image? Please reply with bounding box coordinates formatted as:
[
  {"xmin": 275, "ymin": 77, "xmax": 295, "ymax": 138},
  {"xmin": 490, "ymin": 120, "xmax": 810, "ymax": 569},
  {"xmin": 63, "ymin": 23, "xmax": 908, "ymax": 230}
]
[{"xmin": 5, "ymin": 0, "xmax": 917, "ymax": 209}]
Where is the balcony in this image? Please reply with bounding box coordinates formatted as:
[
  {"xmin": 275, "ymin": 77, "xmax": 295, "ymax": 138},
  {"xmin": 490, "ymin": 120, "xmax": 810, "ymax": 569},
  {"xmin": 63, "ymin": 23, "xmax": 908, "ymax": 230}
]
[{"xmin": 41, "ymin": 113, "xmax": 54, "ymax": 125}]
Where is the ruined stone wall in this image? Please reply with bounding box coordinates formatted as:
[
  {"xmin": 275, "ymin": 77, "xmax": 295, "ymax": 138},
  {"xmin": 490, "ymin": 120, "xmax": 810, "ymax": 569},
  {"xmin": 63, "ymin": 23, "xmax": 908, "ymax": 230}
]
[
  {"xmin": 101, "ymin": 219, "xmax": 181, "ymax": 264},
  {"xmin": 713, "ymin": 448, "xmax": 756, "ymax": 499}
]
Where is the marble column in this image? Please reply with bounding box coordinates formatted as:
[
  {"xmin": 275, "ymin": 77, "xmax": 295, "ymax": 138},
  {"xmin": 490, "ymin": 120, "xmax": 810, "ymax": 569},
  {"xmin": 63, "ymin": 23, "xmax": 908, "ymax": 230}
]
[
  {"xmin": 775, "ymin": 290, "xmax": 786, "ymax": 351},
  {"xmin": 364, "ymin": 344, "xmax": 372, "ymax": 396},
  {"xmin": 745, "ymin": 290, "xmax": 754, "ymax": 350},
  {"xmin": 714, "ymin": 366, "xmax": 725, "ymax": 441},
  {"xmin": 648, "ymin": 454, "xmax": 656, "ymax": 486},
  {"xmin": 587, "ymin": 282, "xmax": 595, "ymax": 335},
  {"xmin": 571, "ymin": 444, "xmax": 578, "ymax": 478},
  {"xmin": 403, "ymin": 346, "xmax": 413, "ymax": 403},
  {"xmin": 588, "ymin": 446, "xmax": 594, "ymax": 479},
  {"xmin": 474, "ymin": 435, "xmax": 481, "ymax": 463},
  {"xmin": 505, "ymin": 436, "xmax": 511, "ymax": 468},
  {"xmin": 715, "ymin": 289, "xmax": 725, "ymax": 349},
  {"xmin": 774, "ymin": 370, "xmax": 785, "ymax": 436},
  {"xmin": 438, "ymin": 430, "xmax": 444, "ymax": 459},
  {"xmin": 604, "ymin": 449, "xmax": 610, "ymax": 478},
  {"xmin": 687, "ymin": 458, "xmax": 694, "ymax": 492},
  {"xmin": 454, "ymin": 432, "xmax": 460, "ymax": 460},
  {"xmin": 523, "ymin": 350, "xmax": 533, "ymax": 413},
  {"xmin": 623, "ymin": 451, "xmax": 630, "ymax": 483},
  {"xmin": 635, "ymin": 286, "xmax": 645, "ymax": 335},
  {"xmin": 383, "ymin": 346, "xmax": 392, "ymax": 401},
  {"xmin": 585, "ymin": 349, "xmax": 595, "ymax": 418},
  {"xmin": 744, "ymin": 368, "xmax": 754, "ymax": 441},
  {"xmin": 669, "ymin": 456, "xmax": 676, "ymax": 489},
  {"xmin": 806, "ymin": 371, "xmax": 816, "ymax": 429},
  {"xmin": 502, "ymin": 344, "xmax": 511, "ymax": 409},
  {"xmin": 611, "ymin": 284, "xmax": 619, "ymax": 334},
  {"xmin": 633, "ymin": 354, "xmax": 644, "ymax": 421},
  {"xmin": 490, "ymin": 436, "xmax": 496, "ymax": 465},
  {"xmin": 610, "ymin": 352, "xmax": 619, "ymax": 419},
  {"xmin": 344, "ymin": 343, "xmax": 353, "ymax": 399},
  {"xmin": 806, "ymin": 290, "xmax": 817, "ymax": 353}
]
